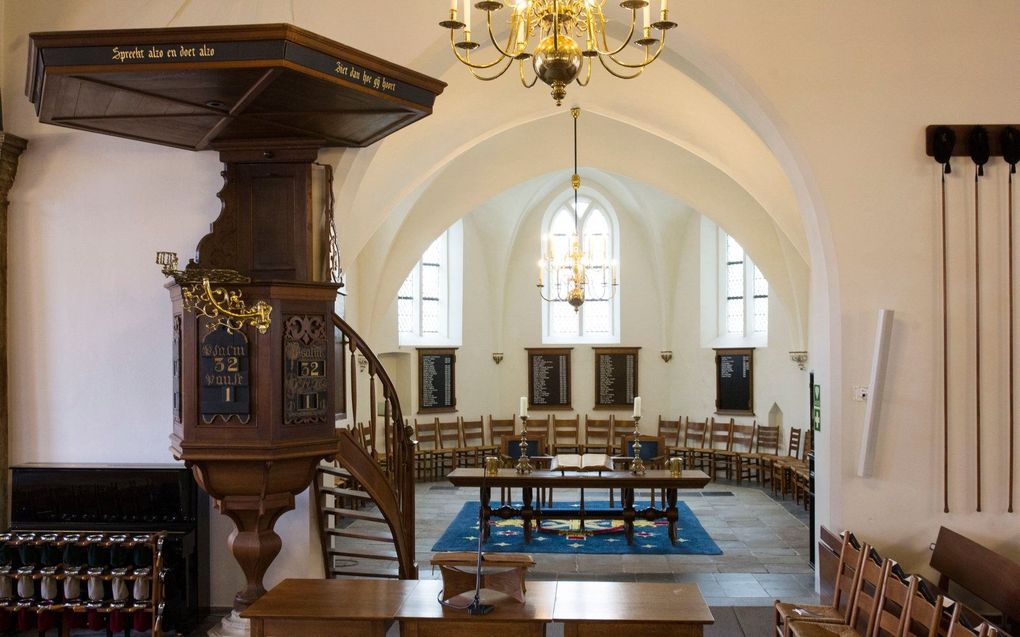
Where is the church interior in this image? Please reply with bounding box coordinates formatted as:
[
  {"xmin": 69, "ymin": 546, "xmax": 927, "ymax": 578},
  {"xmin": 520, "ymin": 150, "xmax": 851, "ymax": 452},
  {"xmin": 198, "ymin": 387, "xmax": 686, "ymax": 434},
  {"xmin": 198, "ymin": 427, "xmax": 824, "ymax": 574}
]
[{"xmin": 0, "ymin": 1, "xmax": 1019, "ymax": 636}]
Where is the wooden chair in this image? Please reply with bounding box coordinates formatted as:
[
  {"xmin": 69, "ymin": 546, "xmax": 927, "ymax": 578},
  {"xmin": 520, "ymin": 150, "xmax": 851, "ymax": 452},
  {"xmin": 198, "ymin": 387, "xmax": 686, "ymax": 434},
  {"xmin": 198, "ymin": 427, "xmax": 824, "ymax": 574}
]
[
  {"xmin": 899, "ymin": 578, "xmax": 944, "ymax": 637},
  {"xmin": 551, "ymin": 415, "xmax": 581, "ymax": 454},
  {"xmin": 772, "ymin": 427, "xmax": 803, "ymax": 498},
  {"xmin": 657, "ymin": 416, "xmax": 682, "ymax": 449},
  {"xmin": 436, "ymin": 419, "xmax": 465, "ymax": 475},
  {"xmin": 500, "ymin": 434, "xmax": 549, "ymax": 505},
  {"xmin": 946, "ymin": 604, "xmax": 992, "ymax": 637},
  {"xmin": 720, "ymin": 422, "xmax": 755, "ymax": 483},
  {"xmin": 525, "ymin": 416, "xmax": 550, "ymax": 445},
  {"xmin": 703, "ymin": 418, "xmax": 734, "ymax": 478},
  {"xmin": 774, "ymin": 531, "xmax": 865, "ymax": 637},
  {"xmin": 413, "ymin": 419, "xmax": 447, "ymax": 481},
  {"xmin": 742, "ymin": 424, "xmax": 781, "ymax": 486},
  {"xmin": 582, "ymin": 416, "xmax": 613, "ymax": 453},
  {"xmin": 488, "ymin": 415, "xmax": 517, "ymax": 451},
  {"xmin": 791, "ymin": 429, "xmax": 814, "ymax": 508},
  {"xmin": 461, "ymin": 416, "xmax": 497, "ymax": 467},
  {"xmin": 871, "ymin": 563, "xmax": 918, "ymax": 637},
  {"xmin": 672, "ymin": 417, "xmax": 708, "ymax": 469},
  {"xmin": 616, "ymin": 434, "xmax": 668, "ymax": 505},
  {"xmin": 609, "ymin": 417, "xmax": 634, "ymax": 456},
  {"xmin": 788, "ymin": 546, "xmax": 889, "ymax": 637}
]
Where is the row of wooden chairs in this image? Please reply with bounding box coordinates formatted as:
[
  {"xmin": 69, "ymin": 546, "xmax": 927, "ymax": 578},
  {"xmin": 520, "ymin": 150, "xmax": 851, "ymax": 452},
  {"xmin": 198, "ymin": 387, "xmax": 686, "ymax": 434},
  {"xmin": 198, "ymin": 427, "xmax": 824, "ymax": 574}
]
[{"xmin": 774, "ymin": 531, "xmax": 1011, "ymax": 637}]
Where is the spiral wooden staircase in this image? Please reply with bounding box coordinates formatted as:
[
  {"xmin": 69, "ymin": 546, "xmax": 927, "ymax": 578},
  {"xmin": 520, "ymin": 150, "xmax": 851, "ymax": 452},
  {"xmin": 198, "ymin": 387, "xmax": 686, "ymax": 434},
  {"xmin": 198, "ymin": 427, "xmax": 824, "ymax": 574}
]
[{"xmin": 314, "ymin": 314, "xmax": 417, "ymax": 579}]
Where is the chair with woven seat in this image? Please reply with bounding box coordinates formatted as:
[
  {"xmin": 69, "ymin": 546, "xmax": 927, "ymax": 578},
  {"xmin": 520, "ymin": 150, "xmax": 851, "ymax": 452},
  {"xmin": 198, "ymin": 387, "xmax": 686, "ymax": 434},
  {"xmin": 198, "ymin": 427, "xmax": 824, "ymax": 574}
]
[
  {"xmin": 461, "ymin": 416, "xmax": 497, "ymax": 467},
  {"xmin": 742, "ymin": 424, "xmax": 781, "ymax": 486},
  {"xmin": 525, "ymin": 416, "xmax": 551, "ymax": 446},
  {"xmin": 488, "ymin": 415, "xmax": 517, "ymax": 451},
  {"xmin": 657, "ymin": 416, "xmax": 682, "ymax": 450},
  {"xmin": 582, "ymin": 416, "xmax": 613, "ymax": 454},
  {"xmin": 437, "ymin": 419, "xmax": 466, "ymax": 475},
  {"xmin": 703, "ymin": 418, "xmax": 734, "ymax": 479},
  {"xmin": 787, "ymin": 547, "xmax": 889, "ymax": 637},
  {"xmin": 774, "ymin": 531, "xmax": 865, "ymax": 637},
  {"xmin": 898, "ymin": 578, "xmax": 944, "ymax": 637},
  {"xmin": 792, "ymin": 429, "xmax": 815, "ymax": 507},
  {"xmin": 413, "ymin": 418, "xmax": 448, "ymax": 481},
  {"xmin": 719, "ymin": 421, "xmax": 755, "ymax": 483},
  {"xmin": 611, "ymin": 417, "xmax": 635, "ymax": 456},
  {"xmin": 616, "ymin": 434, "xmax": 668, "ymax": 505},
  {"xmin": 772, "ymin": 427, "xmax": 803, "ymax": 498},
  {"xmin": 551, "ymin": 415, "xmax": 581, "ymax": 454},
  {"xmin": 672, "ymin": 417, "xmax": 708, "ymax": 470}
]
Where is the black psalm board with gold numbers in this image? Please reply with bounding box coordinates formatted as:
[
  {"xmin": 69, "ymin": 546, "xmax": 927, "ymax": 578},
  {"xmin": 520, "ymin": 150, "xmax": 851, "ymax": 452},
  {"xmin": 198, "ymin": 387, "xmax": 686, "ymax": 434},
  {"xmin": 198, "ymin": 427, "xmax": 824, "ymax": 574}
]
[
  {"xmin": 418, "ymin": 349, "xmax": 456, "ymax": 414},
  {"xmin": 527, "ymin": 348, "xmax": 572, "ymax": 410},
  {"xmin": 284, "ymin": 315, "xmax": 330, "ymax": 425},
  {"xmin": 715, "ymin": 348, "xmax": 754, "ymax": 415},
  {"xmin": 199, "ymin": 328, "xmax": 250, "ymax": 422},
  {"xmin": 594, "ymin": 347, "xmax": 639, "ymax": 410}
]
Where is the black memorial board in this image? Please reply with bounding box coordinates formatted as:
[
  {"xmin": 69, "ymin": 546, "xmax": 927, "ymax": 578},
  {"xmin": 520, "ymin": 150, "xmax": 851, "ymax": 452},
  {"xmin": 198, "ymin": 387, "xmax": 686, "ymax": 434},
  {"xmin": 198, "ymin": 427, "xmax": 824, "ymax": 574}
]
[
  {"xmin": 527, "ymin": 348, "xmax": 572, "ymax": 410},
  {"xmin": 594, "ymin": 347, "xmax": 639, "ymax": 410},
  {"xmin": 715, "ymin": 348, "xmax": 754, "ymax": 415},
  {"xmin": 199, "ymin": 328, "xmax": 250, "ymax": 423},
  {"xmin": 283, "ymin": 315, "xmax": 330, "ymax": 425},
  {"xmin": 418, "ymin": 349, "xmax": 456, "ymax": 413}
]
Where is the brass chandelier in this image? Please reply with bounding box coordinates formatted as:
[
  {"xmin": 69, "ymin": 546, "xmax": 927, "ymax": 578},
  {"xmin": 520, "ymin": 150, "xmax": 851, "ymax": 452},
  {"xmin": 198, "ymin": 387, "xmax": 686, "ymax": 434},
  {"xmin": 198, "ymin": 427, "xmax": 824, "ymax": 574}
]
[
  {"xmin": 538, "ymin": 107, "xmax": 617, "ymax": 310},
  {"xmin": 440, "ymin": 0, "xmax": 677, "ymax": 105}
]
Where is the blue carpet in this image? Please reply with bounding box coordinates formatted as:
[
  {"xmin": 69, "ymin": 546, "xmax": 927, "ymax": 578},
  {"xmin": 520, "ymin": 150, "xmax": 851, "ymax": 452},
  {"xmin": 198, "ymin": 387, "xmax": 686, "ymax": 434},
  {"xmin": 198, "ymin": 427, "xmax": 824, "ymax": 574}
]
[{"xmin": 431, "ymin": 500, "xmax": 722, "ymax": 555}]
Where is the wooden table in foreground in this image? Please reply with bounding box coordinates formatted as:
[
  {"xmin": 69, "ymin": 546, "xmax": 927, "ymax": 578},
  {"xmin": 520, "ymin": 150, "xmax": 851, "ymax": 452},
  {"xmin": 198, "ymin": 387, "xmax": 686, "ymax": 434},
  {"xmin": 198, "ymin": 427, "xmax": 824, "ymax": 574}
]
[
  {"xmin": 447, "ymin": 468, "xmax": 711, "ymax": 545},
  {"xmin": 397, "ymin": 579, "xmax": 556, "ymax": 637},
  {"xmin": 554, "ymin": 581, "xmax": 714, "ymax": 636},
  {"xmin": 241, "ymin": 578, "xmax": 419, "ymax": 637}
]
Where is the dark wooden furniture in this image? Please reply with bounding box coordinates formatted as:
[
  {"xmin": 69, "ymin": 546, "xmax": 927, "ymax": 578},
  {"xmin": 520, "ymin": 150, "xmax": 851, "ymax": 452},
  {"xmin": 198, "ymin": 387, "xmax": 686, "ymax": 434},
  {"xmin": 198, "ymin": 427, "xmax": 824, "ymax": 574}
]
[
  {"xmin": 27, "ymin": 25, "xmax": 446, "ymax": 612},
  {"xmin": 9, "ymin": 464, "xmax": 210, "ymax": 635},
  {"xmin": 553, "ymin": 581, "xmax": 713, "ymax": 637},
  {"xmin": 931, "ymin": 526, "xmax": 1020, "ymax": 632},
  {"xmin": 242, "ymin": 578, "xmax": 420, "ymax": 637},
  {"xmin": 398, "ymin": 579, "xmax": 557, "ymax": 637},
  {"xmin": 430, "ymin": 552, "xmax": 535, "ymax": 605},
  {"xmin": 448, "ymin": 468, "xmax": 711, "ymax": 545}
]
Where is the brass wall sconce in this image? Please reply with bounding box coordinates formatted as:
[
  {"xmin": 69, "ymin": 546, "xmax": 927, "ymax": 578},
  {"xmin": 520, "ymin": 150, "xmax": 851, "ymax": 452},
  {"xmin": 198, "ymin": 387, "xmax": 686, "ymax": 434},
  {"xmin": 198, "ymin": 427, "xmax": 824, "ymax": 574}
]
[
  {"xmin": 789, "ymin": 351, "xmax": 808, "ymax": 370},
  {"xmin": 660, "ymin": 350, "xmax": 673, "ymax": 363},
  {"xmin": 156, "ymin": 251, "xmax": 272, "ymax": 335},
  {"xmin": 492, "ymin": 352, "xmax": 504, "ymax": 364}
]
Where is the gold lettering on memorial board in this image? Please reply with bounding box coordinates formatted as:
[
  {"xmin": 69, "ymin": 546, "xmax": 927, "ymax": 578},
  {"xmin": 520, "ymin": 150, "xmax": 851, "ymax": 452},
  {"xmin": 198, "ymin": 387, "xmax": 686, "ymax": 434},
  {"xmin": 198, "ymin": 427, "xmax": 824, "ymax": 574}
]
[{"xmin": 111, "ymin": 43, "xmax": 216, "ymax": 63}]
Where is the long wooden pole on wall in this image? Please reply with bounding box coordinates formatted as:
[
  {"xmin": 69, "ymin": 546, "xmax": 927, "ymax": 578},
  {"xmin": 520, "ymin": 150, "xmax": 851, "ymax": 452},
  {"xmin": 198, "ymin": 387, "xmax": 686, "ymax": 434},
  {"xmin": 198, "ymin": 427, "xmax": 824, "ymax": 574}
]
[
  {"xmin": 941, "ymin": 164, "xmax": 951, "ymax": 513},
  {"xmin": 974, "ymin": 164, "xmax": 983, "ymax": 513},
  {"xmin": 1009, "ymin": 164, "xmax": 1015, "ymax": 514},
  {"xmin": 0, "ymin": 132, "xmax": 28, "ymax": 527}
]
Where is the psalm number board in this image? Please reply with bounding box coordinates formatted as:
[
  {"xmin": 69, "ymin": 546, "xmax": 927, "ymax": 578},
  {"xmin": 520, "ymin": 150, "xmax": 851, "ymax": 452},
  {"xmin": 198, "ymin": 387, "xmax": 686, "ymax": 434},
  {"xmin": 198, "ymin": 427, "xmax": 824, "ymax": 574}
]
[
  {"xmin": 594, "ymin": 347, "xmax": 639, "ymax": 410},
  {"xmin": 715, "ymin": 348, "xmax": 754, "ymax": 415},
  {"xmin": 418, "ymin": 349, "xmax": 456, "ymax": 413},
  {"xmin": 527, "ymin": 348, "xmax": 572, "ymax": 410}
]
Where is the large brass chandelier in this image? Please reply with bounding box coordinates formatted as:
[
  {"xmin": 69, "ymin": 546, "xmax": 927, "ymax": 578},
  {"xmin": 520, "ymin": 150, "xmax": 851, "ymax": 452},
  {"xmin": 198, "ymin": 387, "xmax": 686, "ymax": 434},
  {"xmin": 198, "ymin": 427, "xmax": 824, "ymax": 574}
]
[
  {"xmin": 538, "ymin": 108, "xmax": 617, "ymax": 310},
  {"xmin": 439, "ymin": 0, "xmax": 676, "ymax": 105}
]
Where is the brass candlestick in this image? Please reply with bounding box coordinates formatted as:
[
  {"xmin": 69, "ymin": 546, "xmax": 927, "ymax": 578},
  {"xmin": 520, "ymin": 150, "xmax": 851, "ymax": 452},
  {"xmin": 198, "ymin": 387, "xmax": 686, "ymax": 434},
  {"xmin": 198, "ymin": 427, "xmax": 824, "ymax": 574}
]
[
  {"xmin": 631, "ymin": 416, "xmax": 646, "ymax": 475},
  {"xmin": 516, "ymin": 416, "xmax": 533, "ymax": 474}
]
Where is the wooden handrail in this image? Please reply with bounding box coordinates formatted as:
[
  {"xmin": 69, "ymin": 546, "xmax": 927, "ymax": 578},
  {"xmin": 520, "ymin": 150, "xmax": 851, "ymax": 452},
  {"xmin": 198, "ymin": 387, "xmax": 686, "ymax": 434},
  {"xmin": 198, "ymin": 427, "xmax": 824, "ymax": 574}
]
[{"xmin": 330, "ymin": 313, "xmax": 415, "ymax": 575}]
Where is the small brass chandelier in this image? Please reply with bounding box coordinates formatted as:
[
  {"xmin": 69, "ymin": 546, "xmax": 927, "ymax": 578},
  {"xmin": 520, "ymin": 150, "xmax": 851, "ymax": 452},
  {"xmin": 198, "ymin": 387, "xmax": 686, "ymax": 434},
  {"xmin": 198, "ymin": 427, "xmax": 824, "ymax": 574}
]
[
  {"xmin": 439, "ymin": 0, "xmax": 676, "ymax": 106},
  {"xmin": 538, "ymin": 107, "xmax": 617, "ymax": 311}
]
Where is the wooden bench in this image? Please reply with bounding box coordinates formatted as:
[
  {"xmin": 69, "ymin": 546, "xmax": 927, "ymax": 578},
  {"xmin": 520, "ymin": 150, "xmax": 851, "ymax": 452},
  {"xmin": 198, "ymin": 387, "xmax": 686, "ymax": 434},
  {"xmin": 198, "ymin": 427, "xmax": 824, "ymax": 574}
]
[{"xmin": 930, "ymin": 526, "xmax": 1020, "ymax": 632}]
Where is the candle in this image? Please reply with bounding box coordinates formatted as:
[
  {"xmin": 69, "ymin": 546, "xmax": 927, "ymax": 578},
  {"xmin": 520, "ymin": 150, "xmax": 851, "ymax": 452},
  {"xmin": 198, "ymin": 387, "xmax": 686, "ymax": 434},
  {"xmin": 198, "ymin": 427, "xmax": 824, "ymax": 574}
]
[
  {"xmin": 451, "ymin": 0, "xmax": 457, "ymax": 12},
  {"xmin": 520, "ymin": 396, "xmax": 529, "ymax": 419},
  {"xmin": 643, "ymin": 4, "xmax": 650, "ymax": 27},
  {"xmin": 538, "ymin": 261, "xmax": 545, "ymax": 286},
  {"xmin": 661, "ymin": 0, "xmax": 668, "ymax": 13},
  {"xmin": 633, "ymin": 396, "xmax": 642, "ymax": 419},
  {"xmin": 465, "ymin": 1, "xmax": 472, "ymax": 36}
]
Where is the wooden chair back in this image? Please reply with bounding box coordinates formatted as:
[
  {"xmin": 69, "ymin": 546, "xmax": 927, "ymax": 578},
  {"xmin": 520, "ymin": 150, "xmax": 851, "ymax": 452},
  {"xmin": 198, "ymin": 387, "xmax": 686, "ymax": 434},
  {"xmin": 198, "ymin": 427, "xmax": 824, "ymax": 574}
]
[
  {"xmin": 657, "ymin": 416, "xmax": 682, "ymax": 447},
  {"xmin": 802, "ymin": 427, "xmax": 814, "ymax": 457},
  {"xmin": 619, "ymin": 434, "xmax": 668, "ymax": 466},
  {"xmin": 846, "ymin": 547, "xmax": 890, "ymax": 635},
  {"xmin": 502, "ymin": 434, "xmax": 547, "ymax": 458},
  {"xmin": 786, "ymin": 427, "xmax": 803, "ymax": 458},
  {"xmin": 872, "ymin": 563, "xmax": 917, "ymax": 637},
  {"xmin": 754, "ymin": 425, "xmax": 780, "ymax": 455},
  {"xmin": 552, "ymin": 415, "xmax": 580, "ymax": 449},
  {"xmin": 611, "ymin": 417, "xmax": 635, "ymax": 451},
  {"xmin": 681, "ymin": 417, "xmax": 707, "ymax": 449},
  {"xmin": 461, "ymin": 417, "xmax": 486, "ymax": 447},
  {"xmin": 583, "ymin": 416, "xmax": 613, "ymax": 450},
  {"xmin": 707, "ymin": 418, "xmax": 733, "ymax": 451},
  {"xmin": 900, "ymin": 579, "xmax": 944, "ymax": 637},
  {"xmin": 930, "ymin": 526, "xmax": 1020, "ymax": 628},
  {"xmin": 831, "ymin": 531, "xmax": 866, "ymax": 620},
  {"xmin": 525, "ymin": 416, "xmax": 550, "ymax": 439},
  {"xmin": 414, "ymin": 418, "xmax": 440, "ymax": 451},
  {"xmin": 488, "ymin": 416, "xmax": 516, "ymax": 448},
  {"xmin": 437, "ymin": 419, "xmax": 463, "ymax": 450},
  {"xmin": 946, "ymin": 604, "xmax": 990, "ymax": 637},
  {"xmin": 730, "ymin": 422, "xmax": 755, "ymax": 454}
]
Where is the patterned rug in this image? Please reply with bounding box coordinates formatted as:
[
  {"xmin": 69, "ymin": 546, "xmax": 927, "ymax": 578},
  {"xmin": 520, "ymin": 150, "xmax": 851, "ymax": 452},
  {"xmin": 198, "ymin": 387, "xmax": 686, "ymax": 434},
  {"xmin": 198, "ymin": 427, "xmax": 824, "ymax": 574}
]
[{"xmin": 431, "ymin": 500, "xmax": 722, "ymax": 555}]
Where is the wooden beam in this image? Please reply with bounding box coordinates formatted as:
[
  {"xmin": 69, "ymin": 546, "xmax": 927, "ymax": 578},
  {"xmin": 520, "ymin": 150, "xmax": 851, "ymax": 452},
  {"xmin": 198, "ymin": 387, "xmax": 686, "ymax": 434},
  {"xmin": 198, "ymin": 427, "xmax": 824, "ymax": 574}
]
[{"xmin": 0, "ymin": 132, "xmax": 27, "ymax": 526}]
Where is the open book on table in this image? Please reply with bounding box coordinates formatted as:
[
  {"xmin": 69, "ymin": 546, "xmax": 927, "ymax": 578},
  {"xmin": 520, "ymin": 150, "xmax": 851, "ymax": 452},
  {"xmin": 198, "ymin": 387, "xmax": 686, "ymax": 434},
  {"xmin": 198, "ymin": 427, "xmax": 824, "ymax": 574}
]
[{"xmin": 550, "ymin": 453, "xmax": 612, "ymax": 472}]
